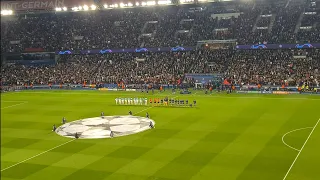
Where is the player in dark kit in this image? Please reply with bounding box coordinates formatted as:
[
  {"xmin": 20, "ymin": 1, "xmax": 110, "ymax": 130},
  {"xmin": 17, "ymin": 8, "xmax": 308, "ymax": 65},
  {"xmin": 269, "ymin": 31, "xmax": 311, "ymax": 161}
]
[
  {"xmin": 129, "ymin": 111, "xmax": 132, "ymax": 115},
  {"xmin": 75, "ymin": 132, "xmax": 79, "ymax": 139},
  {"xmin": 146, "ymin": 112, "xmax": 149, "ymax": 118},
  {"xmin": 149, "ymin": 121, "xmax": 154, "ymax": 128},
  {"xmin": 193, "ymin": 99, "xmax": 196, "ymax": 106},
  {"xmin": 110, "ymin": 131, "xmax": 114, "ymax": 138},
  {"xmin": 172, "ymin": 88, "xmax": 176, "ymax": 94},
  {"xmin": 186, "ymin": 100, "xmax": 189, "ymax": 105},
  {"xmin": 101, "ymin": 112, "xmax": 104, "ymax": 118},
  {"xmin": 180, "ymin": 100, "xmax": 184, "ymax": 106},
  {"xmin": 52, "ymin": 124, "xmax": 56, "ymax": 131},
  {"xmin": 62, "ymin": 117, "xmax": 66, "ymax": 124}
]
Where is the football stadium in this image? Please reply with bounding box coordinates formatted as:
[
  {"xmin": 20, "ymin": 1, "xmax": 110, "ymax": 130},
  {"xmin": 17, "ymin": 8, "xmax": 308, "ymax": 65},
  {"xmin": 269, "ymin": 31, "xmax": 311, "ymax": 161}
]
[{"xmin": 1, "ymin": 0, "xmax": 320, "ymax": 180}]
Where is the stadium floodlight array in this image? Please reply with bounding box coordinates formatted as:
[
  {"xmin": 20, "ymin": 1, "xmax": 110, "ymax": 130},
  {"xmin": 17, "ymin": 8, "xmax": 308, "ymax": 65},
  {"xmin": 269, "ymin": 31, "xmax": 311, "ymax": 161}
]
[
  {"xmin": 147, "ymin": 1, "xmax": 156, "ymax": 6},
  {"xmin": 158, "ymin": 0, "xmax": 172, "ymax": 5},
  {"xmin": 180, "ymin": 0, "xmax": 194, "ymax": 3},
  {"xmin": 104, "ymin": 1, "xmax": 171, "ymax": 9},
  {"xmin": 70, "ymin": 5, "xmax": 97, "ymax": 12},
  {"xmin": 1, "ymin": 10, "xmax": 13, "ymax": 16},
  {"xmin": 55, "ymin": 7, "xmax": 68, "ymax": 12},
  {"xmin": 60, "ymin": 0, "xmax": 172, "ymax": 12}
]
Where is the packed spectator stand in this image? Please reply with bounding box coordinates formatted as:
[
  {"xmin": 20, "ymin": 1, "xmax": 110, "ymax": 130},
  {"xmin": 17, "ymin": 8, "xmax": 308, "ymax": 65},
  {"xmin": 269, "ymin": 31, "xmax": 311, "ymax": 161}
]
[
  {"xmin": 2, "ymin": 49, "xmax": 319, "ymax": 88},
  {"xmin": 1, "ymin": 0, "xmax": 319, "ymax": 52},
  {"xmin": 1, "ymin": 0, "xmax": 319, "ymax": 90}
]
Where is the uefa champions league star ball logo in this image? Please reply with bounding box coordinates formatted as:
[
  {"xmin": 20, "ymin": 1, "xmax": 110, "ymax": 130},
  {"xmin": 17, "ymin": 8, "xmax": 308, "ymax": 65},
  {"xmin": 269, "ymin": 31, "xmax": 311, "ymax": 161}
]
[{"xmin": 55, "ymin": 116, "xmax": 155, "ymax": 139}]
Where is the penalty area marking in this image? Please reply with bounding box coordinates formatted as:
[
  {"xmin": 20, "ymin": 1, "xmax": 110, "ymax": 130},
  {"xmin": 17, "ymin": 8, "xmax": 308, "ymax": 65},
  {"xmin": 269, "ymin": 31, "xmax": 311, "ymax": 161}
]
[
  {"xmin": 1, "ymin": 101, "xmax": 28, "ymax": 110},
  {"xmin": 282, "ymin": 119, "xmax": 320, "ymax": 180},
  {"xmin": 0, "ymin": 139, "xmax": 75, "ymax": 172},
  {"xmin": 282, "ymin": 127, "xmax": 313, "ymax": 152}
]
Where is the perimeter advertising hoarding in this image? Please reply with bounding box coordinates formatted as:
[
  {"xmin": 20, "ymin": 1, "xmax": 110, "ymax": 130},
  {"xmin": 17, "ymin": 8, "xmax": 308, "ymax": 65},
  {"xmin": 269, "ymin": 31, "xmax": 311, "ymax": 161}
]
[{"xmin": 1, "ymin": 0, "xmax": 94, "ymax": 11}]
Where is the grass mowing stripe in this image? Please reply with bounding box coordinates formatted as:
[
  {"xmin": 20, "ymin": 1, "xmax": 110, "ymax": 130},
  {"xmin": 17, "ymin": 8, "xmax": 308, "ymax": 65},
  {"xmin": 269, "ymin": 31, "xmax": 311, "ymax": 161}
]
[
  {"xmin": 0, "ymin": 139, "xmax": 75, "ymax": 172},
  {"xmin": 282, "ymin": 119, "xmax": 320, "ymax": 180}
]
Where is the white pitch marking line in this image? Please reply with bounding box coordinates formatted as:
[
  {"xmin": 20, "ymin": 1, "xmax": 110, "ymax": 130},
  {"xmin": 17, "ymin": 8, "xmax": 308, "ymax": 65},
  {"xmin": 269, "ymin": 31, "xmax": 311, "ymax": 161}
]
[
  {"xmin": 1, "ymin": 101, "xmax": 28, "ymax": 110},
  {"xmin": 1, "ymin": 139, "xmax": 75, "ymax": 172},
  {"xmin": 1, "ymin": 100, "xmax": 26, "ymax": 102},
  {"xmin": 282, "ymin": 127, "xmax": 313, "ymax": 152},
  {"xmin": 133, "ymin": 106, "xmax": 154, "ymax": 115},
  {"xmin": 283, "ymin": 119, "xmax": 320, "ymax": 180},
  {"xmin": 16, "ymin": 91, "xmax": 320, "ymax": 100}
]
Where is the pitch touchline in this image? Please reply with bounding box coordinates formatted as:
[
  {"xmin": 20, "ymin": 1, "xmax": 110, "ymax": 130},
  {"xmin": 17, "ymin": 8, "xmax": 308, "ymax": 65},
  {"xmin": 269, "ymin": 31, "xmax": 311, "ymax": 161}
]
[
  {"xmin": 282, "ymin": 119, "xmax": 320, "ymax": 180},
  {"xmin": 1, "ymin": 101, "xmax": 28, "ymax": 110},
  {"xmin": 1, "ymin": 139, "xmax": 75, "ymax": 172}
]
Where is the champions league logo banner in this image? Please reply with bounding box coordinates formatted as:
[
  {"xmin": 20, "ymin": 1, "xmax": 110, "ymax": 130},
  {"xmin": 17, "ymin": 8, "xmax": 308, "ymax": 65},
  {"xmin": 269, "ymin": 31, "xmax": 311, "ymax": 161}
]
[
  {"xmin": 56, "ymin": 43, "xmax": 320, "ymax": 55},
  {"xmin": 56, "ymin": 46, "xmax": 194, "ymax": 55},
  {"xmin": 236, "ymin": 43, "xmax": 320, "ymax": 50}
]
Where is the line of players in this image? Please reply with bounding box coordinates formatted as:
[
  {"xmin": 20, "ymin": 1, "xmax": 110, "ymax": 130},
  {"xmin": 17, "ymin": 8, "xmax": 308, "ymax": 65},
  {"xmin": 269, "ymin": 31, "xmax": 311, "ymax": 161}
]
[
  {"xmin": 115, "ymin": 97, "xmax": 197, "ymax": 107},
  {"xmin": 115, "ymin": 97, "xmax": 148, "ymax": 105},
  {"xmin": 149, "ymin": 98, "xmax": 197, "ymax": 107}
]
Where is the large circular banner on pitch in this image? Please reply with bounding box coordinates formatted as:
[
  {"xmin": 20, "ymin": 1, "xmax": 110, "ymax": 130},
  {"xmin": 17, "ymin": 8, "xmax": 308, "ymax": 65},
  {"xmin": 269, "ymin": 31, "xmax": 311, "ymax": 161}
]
[{"xmin": 55, "ymin": 116, "xmax": 155, "ymax": 139}]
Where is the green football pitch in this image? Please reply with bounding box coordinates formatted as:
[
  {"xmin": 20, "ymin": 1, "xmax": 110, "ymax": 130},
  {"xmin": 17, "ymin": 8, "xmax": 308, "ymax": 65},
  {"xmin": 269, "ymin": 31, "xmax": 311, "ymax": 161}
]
[{"xmin": 1, "ymin": 90, "xmax": 319, "ymax": 180}]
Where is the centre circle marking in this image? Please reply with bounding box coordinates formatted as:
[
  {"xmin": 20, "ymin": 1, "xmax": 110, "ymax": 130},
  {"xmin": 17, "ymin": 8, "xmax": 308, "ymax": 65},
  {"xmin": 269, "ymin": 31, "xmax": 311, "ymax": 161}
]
[
  {"xmin": 281, "ymin": 127, "xmax": 312, "ymax": 151},
  {"xmin": 56, "ymin": 116, "xmax": 155, "ymax": 139}
]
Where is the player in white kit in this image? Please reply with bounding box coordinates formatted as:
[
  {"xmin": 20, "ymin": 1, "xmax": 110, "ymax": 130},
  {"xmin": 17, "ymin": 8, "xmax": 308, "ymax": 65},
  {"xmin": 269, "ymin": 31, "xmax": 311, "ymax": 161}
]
[
  {"xmin": 130, "ymin": 98, "xmax": 133, "ymax": 105},
  {"xmin": 115, "ymin": 98, "xmax": 119, "ymax": 105},
  {"xmin": 144, "ymin": 98, "xmax": 148, "ymax": 105},
  {"xmin": 134, "ymin": 98, "xmax": 137, "ymax": 105},
  {"xmin": 139, "ymin": 98, "xmax": 143, "ymax": 105}
]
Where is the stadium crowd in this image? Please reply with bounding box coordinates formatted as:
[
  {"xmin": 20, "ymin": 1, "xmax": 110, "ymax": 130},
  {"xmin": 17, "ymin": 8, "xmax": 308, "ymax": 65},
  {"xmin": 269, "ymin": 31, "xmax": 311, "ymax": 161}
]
[
  {"xmin": 2, "ymin": 49, "xmax": 319, "ymax": 87},
  {"xmin": 1, "ymin": 0, "xmax": 319, "ymax": 53}
]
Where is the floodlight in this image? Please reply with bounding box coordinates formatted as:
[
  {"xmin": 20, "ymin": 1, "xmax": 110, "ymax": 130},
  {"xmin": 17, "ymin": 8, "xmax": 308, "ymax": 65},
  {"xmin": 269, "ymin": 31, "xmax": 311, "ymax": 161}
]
[
  {"xmin": 136, "ymin": 2, "xmax": 140, "ymax": 6},
  {"xmin": 120, "ymin": 3, "xmax": 125, "ymax": 7},
  {"xmin": 114, "ymin": 4, "xmax": 119, "ymax": 8},
  {"xmin": 55, "ymin": 7, "xmax": 62, "ymax": 11},
  {"xmin": 78, "ymin": 6, "xmax": 83, "ymax": 10},
  {"xmin": 83, "ymin": 5, "xmax": 89, "ymax": 11},
  {"xmin": 71, "ymin": 7, "xmax": 79, "ymax": 11},
  {"xmin": 158, "ymin": 0, "xmax": 171, "ymax": 5},
  {"xmin": 141, "ymin": 2, "xmax": 147, "ymax": 6},
  {"xmin": 91, "ymin": 5, "xmax": 97, "ymax": 10},
  {"xmin": 147, "ymin": 1, "xmax": 156, "ymax": 6},
  {"xmin": 63, "ymin": 7, "xmax": 67, "ymax": 11},
  {"xmin": 128, "ymin": 3, "xmax": 133, "ymax": 7},
  {"xmin": 104, "ymin": 4, "xmax": 108, "ymax": 8}
]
